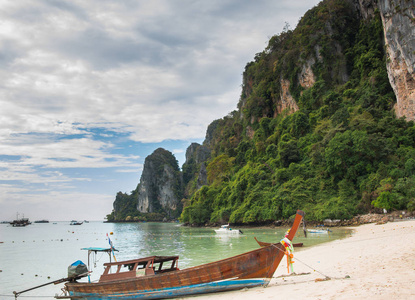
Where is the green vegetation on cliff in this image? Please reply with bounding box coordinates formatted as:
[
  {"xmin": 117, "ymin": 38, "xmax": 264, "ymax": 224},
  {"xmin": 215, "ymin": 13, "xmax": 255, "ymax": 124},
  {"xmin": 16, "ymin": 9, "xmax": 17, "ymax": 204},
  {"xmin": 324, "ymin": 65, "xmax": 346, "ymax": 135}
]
[{"xmin": 180, "ymin": 0, "xmax": 415, "ymax": 225}]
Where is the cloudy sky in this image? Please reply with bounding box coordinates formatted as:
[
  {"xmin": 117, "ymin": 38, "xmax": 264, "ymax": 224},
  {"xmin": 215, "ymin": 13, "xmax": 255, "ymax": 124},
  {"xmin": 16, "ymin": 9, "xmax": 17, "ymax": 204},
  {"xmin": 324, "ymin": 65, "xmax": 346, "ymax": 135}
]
[{"xmin": 0, "ymin": 0, "xmax": 320, "ymax": 221}]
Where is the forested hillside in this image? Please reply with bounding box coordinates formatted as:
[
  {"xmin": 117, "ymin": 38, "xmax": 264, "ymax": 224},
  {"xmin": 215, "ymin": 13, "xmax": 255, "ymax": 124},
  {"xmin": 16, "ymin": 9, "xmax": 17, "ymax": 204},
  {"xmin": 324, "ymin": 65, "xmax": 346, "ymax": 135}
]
[
  {"xmin": 180, "ymin": 0, "xmax": 415, "ymax": 225},
  {"xmin": 107, "ymin": 0, "xmax": 415, "ymax": 224}
]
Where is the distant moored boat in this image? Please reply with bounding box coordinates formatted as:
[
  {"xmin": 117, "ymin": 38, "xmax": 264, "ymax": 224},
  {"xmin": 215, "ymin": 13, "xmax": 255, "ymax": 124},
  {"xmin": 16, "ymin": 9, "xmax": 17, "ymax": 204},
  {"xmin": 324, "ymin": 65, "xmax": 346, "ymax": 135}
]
[
  {"xmin": 70, "ymin": 220, "xmax": 83, "ymax": 225},
  {"xmin": 214, "ymin": 224, "xmax": 243, "ymax": 235},
  {"xmin": 307, "ymin": 228, "xmax": 331, "ymax": 234},
  {"xmin": 10, "ymin": 213, "xmax": 31, "ymax": 227}
]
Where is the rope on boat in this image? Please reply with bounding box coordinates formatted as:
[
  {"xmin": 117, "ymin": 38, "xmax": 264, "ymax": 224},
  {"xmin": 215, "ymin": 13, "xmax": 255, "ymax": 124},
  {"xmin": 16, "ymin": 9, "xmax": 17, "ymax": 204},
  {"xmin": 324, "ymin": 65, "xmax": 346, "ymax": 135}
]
[
  {"xmin": 291, "ymin": 256, "xmax": 331, "ymax": 280},
  {"xmin": 272, "ymin": 239, "xmax": 331, "ymax": 280}
]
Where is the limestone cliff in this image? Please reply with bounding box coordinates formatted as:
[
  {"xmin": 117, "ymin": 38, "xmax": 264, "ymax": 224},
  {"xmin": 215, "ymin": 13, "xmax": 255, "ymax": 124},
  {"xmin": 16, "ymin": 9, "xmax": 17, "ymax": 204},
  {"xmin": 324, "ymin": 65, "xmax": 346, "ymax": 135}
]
[
  {"xmin": 136, "ymin": 148, "xmax": 183, "ymax": 218},
  {"xmin": 182, "ymin": 143, "xmax": 211, "ymax": 197},
  {"xmin": 237, "ymin": 0, "xmax": 357, "ymax": 131},
  {"xmin": 357, "ymin": 0, "xmax": 415, "ymax": 120},
  {"xmin": 276, "ymin": 79, "xmax": 299, "ymax": 116},
  {"xmin": 380, "ymin": 0, "xmax": 415, "ymax": 120},
  {"xmin": 237, "ymin": 0, "xmax": 414, "ymax": 128}
]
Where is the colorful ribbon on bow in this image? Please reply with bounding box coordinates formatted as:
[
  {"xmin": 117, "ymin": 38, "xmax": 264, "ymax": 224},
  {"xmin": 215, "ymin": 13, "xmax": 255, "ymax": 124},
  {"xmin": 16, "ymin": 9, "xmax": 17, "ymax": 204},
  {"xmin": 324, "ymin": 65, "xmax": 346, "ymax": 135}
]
[
  {"xmin": 280, "ymin": 236, "xmax": 294, "ymax": 274},
  {"xmin": 107, "ymin": 233, "xmax": 117, "ymax": 262}
]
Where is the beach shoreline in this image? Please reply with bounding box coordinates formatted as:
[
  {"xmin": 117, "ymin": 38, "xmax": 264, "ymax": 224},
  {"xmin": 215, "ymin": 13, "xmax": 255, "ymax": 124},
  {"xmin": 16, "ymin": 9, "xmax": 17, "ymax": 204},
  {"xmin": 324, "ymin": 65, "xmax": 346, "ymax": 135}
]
[{"xmin": 190, "ymin": 218, "xmax": 415, "ymax": 299}]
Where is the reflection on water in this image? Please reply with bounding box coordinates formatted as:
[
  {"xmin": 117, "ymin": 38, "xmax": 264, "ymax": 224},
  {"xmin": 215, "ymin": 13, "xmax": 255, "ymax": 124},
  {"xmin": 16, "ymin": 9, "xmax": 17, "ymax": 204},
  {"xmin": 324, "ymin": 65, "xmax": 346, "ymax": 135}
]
[{"xmin": 0, "ymin": 222, "xmax": 351, "ymax": 299}]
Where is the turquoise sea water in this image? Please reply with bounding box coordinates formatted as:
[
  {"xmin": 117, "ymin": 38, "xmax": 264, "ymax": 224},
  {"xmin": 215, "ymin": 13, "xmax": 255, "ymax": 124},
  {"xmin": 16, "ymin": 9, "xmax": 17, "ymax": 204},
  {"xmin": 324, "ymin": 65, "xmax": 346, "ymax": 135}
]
[{"xmin": 0, "ymin": 222, "xmax": 351, "ymax": 299}]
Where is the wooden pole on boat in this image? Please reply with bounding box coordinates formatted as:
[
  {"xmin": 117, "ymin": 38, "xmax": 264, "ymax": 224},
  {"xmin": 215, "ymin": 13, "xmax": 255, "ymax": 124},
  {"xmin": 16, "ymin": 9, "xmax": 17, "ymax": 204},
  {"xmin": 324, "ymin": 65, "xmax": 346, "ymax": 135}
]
[
  {"xmin": 13, "ymin": 272, "xmax": 89, "ymax": 299},
  {"xmin": 286, "ymin": 210, "xmax": 305, "ymax": 241}
]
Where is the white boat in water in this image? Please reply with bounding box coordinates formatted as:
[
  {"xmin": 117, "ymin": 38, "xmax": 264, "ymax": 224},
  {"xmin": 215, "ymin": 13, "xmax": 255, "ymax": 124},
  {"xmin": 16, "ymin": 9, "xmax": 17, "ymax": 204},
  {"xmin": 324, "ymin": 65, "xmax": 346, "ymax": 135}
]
[
  {"xmin": 307, "ymin": 228, "xmax": 331, "ymax": 234},
  {"xmin": 214, "ymin": 224, "xmax": 243, "ymax": 235}
]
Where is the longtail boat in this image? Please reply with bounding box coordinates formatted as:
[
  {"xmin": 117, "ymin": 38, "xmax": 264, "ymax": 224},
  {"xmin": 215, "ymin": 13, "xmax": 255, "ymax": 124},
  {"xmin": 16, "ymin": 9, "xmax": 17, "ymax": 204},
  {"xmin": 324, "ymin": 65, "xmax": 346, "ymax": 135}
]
[
  {"xmin": 254, "ymin": 237, "xmax": 303, "ymax": 248},
  {"xmin": 57, "ymin": 210, "xmax": 305, "ymax": 300}
]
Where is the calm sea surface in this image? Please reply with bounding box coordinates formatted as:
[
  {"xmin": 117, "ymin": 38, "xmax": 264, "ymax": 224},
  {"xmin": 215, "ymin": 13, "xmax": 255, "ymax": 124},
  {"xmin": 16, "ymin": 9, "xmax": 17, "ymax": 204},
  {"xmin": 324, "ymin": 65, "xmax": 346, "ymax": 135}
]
[{"xmin": 0, "ymin": 221, "xmax": 351, "ymax": 299}]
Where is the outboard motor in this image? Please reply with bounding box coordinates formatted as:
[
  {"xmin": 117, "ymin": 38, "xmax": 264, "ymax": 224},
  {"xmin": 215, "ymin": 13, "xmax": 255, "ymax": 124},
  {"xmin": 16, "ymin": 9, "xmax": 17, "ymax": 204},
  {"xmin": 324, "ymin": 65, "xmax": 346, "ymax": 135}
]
[{"xmin": 68, "ymin": 260, "xmax": 88, "ymax": 280}]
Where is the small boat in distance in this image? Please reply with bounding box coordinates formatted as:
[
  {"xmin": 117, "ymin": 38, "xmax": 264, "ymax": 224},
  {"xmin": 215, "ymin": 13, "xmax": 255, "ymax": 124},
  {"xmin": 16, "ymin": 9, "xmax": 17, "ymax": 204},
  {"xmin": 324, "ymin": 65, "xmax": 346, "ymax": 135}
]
[
  {"xmin": 214, "ymin": 224, "xmax": 243, "ymax": 235},
  {"xmin": 10, "ymin": 213, "xmax": 31, "ymax": 227},
  {"xmin": 70, "ymin": 220, "xmax": 83, "ymax": 225},
  {"xmin": 307, "ymin": 228, "xmax": 331, "ymax": 234},
  {"xmin": 34, "ymin": 220, "xmax": 49, "ymax": 223},
  {"xmin": 56, "ymin": 211, "xmax": 305, "ymax": 299}
]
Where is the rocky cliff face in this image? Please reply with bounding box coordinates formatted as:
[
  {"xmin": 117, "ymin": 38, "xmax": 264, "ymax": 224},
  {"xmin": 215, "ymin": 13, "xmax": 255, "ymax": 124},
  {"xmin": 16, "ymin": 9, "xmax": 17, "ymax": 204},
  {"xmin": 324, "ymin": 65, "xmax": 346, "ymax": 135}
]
[
  {"xmin": 185, "ymin": 143, "xmax": 211, "ymax": 166},
  {"xmin": 235, "ymin": 0, "xmax": 358, "ymax": 128},
  {"xmin": 136, "ymin": 148, "xmax": 182, "ymax": 218},
  {"xmin": 357, "ymin": 0, "xmax": 415, "ymax": 120},
  {"xmin": 238, "ymin": 0, "xmax": 414, "ymax": 124},
  {"xmin": 276, "ymin": 79, "xmax": 300, "ymax": 116},
  {"xmin": 380, "ymin": 0, "xmax": 415, "ymax": 120},
  {"xmin": 182, "ymin": 143, "xmax": 211, "ymax": 197}
]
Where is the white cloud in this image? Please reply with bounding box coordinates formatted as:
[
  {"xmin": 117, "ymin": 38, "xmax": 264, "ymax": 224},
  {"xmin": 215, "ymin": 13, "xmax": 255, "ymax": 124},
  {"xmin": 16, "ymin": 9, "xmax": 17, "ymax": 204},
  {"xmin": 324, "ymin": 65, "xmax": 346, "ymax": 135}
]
[
  {"xmin": 0, "ymin": 136, "xmax": 140, "ymax": 169},
  {"xmin": 0, "ymin": 0, "xmax": 321, "ymax": 220},
  {"xmin": 0, "ymin": 0, "xmax": 321, "ymax": 142}
]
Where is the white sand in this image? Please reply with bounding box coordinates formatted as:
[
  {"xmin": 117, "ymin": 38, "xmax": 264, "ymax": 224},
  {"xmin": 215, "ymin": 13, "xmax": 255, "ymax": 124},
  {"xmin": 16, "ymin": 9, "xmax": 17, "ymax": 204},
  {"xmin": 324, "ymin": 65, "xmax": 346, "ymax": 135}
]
[{"xmin": 189, "ymin": 219, "xmax": 415, "ymax": 299}]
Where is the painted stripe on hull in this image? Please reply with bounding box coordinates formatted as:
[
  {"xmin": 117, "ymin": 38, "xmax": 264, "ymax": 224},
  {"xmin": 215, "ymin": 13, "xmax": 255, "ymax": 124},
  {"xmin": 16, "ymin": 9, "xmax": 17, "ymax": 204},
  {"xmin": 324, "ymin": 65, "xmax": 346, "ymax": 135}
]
[{"xmin": 70, "ymin": 278, "xmax": 267, "ymax": 299}]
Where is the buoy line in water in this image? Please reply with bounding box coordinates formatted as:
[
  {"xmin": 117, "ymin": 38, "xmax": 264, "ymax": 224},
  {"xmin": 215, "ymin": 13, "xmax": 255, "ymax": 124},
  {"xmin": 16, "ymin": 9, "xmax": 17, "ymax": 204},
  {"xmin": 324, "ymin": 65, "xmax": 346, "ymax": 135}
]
[
  {"xmin": 0, "ymin": 235, "xmax": 253, "ymax": 243},
  {"xmin": 0, "ymin": 238, "xmax": 105, "ymax": 243}
]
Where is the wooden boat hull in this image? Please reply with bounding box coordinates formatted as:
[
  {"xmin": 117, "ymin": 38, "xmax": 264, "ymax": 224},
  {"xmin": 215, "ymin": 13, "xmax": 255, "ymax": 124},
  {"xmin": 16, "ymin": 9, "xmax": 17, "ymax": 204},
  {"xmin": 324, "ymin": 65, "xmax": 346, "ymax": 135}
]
[
  {"xmin": 63, "ymin": 210, "xmax": 305, "ymax": 299},
  {"xmin": 65, "ymin": 244, "xmax": 285, "ymax": 299},
  {"xmin": 66, "ymin": 278, "xmax": 267, "ymax": 299}
]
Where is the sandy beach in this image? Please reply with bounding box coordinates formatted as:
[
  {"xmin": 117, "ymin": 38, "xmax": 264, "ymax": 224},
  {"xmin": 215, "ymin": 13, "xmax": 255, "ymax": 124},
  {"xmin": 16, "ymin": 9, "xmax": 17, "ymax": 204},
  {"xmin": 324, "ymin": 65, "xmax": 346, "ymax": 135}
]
[{"xmin": 191, "ymin": 219, "xmax": 415, "ymax": 300}]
